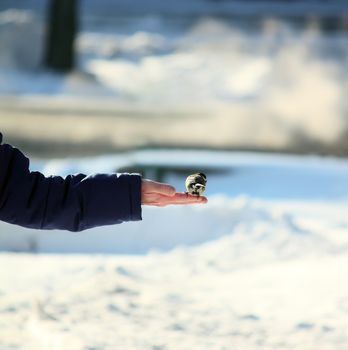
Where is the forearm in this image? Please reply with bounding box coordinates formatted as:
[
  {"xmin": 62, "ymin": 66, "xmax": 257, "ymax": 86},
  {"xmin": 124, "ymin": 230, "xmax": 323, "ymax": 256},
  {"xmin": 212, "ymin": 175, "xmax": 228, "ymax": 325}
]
[{"xmin": 0, "ymin": 142, "xmax": 142, "ymax": 231}]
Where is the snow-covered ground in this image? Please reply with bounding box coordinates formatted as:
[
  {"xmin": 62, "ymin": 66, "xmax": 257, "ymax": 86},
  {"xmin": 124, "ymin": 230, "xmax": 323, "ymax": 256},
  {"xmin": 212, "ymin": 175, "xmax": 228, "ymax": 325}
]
[{"xmin": 1, "ymin": 151, "xmax": 348, "ymax": 349}]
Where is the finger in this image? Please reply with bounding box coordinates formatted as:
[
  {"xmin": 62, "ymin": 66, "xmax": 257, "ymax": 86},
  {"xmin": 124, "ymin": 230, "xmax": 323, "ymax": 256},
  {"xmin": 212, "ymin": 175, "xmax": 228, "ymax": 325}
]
[
  {"xmin": 187, "ymin": 194, "xmax": 207, "ymax": 201},
  {"xmin": 156, "ymin": 193, "xmax": 208, "ymax": 206},
  {"xmin": 172, "ymin": 193, "xmax": 208, "ymax": 202},
  {"xmin": 143, "ymin": 179, "xmax": 176, "ymax": 196}
]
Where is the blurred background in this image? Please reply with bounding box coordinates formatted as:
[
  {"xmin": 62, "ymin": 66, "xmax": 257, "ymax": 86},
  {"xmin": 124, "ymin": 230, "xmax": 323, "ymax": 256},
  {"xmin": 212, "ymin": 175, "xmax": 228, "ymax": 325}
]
[
  {"xmin": 2, "ymin": 1, "xmax": 348, "ymax": 349},
  {"xmin": 0, "ymin": 0, "xmax": 348, "ymax": 157}
]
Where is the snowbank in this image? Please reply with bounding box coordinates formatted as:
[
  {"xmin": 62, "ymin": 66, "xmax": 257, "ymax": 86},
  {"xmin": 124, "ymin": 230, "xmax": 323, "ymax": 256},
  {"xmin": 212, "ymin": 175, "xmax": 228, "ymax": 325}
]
[
  {"xmin": 1, "ymin": 151, "xmax": 348, "ymax": 349},
  {"xmin": 1, "ymin": 197, "xmax": 348, "ymax": 349}
]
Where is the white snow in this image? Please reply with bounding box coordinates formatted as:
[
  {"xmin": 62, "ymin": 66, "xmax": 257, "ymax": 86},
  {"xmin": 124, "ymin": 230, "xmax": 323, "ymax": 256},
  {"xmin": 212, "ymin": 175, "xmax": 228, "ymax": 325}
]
[{"xmin": 1, "ymin": 151, "xmax": 348, "ymax": 349}]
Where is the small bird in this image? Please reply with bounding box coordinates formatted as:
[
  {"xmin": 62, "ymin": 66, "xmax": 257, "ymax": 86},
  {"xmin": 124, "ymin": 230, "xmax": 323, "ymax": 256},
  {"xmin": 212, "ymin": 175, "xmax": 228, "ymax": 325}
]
[{"xmin": 185, "ymin": 173, "xmax": 207, "ymax": 196}]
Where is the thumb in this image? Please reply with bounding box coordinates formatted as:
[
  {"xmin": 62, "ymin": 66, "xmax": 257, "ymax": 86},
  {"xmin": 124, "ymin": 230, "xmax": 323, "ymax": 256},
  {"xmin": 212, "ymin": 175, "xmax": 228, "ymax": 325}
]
[{"xmin": 142, "ymin": 179, "xmax": 176, "ymax": 196}]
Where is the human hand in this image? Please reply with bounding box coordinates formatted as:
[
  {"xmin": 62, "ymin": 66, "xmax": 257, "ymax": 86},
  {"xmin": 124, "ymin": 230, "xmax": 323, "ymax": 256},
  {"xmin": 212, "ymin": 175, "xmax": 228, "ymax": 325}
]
[{"xmin": 141, "ymin": 179, "xmax": 208, "ymax": 207}]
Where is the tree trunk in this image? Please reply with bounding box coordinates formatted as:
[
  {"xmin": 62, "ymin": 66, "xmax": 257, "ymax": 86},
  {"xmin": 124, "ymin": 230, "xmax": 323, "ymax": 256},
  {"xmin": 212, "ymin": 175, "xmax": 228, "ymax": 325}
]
[{"xmin": 44, "ymin": 0, "xmax": 78, "ymax": 72}]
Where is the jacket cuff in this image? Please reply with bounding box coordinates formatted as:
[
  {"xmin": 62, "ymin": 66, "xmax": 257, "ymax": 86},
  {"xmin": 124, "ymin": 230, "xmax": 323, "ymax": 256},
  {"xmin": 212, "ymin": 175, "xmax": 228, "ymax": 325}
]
[{"xmin": 127, "ymin": 173, "xmax": 142, "ymax": 221}]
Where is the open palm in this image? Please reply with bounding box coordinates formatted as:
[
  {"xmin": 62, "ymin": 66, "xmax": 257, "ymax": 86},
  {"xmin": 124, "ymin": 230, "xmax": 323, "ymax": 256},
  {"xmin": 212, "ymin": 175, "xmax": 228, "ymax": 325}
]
[{"xmin": 141, "ymin": 179, "xmax": 208, "ymax": 207}]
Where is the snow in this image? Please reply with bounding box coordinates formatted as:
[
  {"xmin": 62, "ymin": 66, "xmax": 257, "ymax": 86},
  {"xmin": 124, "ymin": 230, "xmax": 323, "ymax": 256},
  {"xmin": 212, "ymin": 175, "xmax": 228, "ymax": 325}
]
[
  {"xmin": 2, "ymin": 200, "xmax": 348, "ymax": 349},
  {"xmin": 1, "ymin": 151, "xmax": 348, "ymax": 349},
  {"xmin": 1, "ymin": 10, "xmax": 347, "ymax": 149}
]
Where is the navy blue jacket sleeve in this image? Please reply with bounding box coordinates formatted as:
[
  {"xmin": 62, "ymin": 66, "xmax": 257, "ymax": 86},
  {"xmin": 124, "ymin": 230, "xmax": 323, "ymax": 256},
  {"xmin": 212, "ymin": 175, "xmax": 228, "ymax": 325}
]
[{"xmin": 0, "ymin": 133, "xmax": 142, "ymax": 231}]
